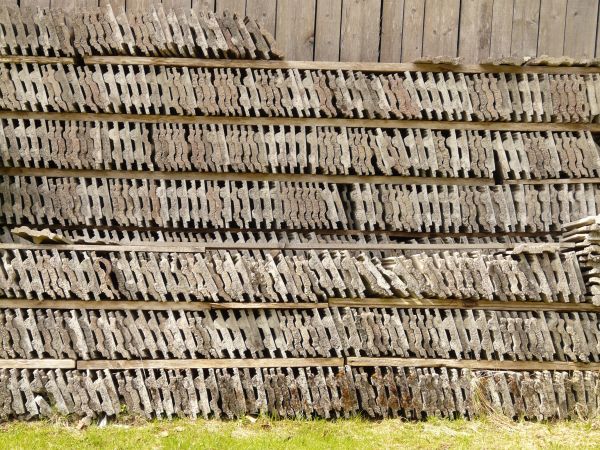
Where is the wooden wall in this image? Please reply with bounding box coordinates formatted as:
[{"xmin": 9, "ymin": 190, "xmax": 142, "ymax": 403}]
[{"xmin": 13, "ymin": 0, "xmax": 600, "ymax": 62}]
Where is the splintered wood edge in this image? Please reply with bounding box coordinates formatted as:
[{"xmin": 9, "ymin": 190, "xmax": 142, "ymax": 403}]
[
  {"xmin": 0, "ymin": 297, "xmax": 594, "ymax": 313},
  {"xmin": 1, "ymin": 111, "xmax": 599, "ymax": 133},
  {"xmin": 83, "ymin": 56, "xmax": 600, "ymax": 75},
  {"xmin": 0, "ymin": 167, "xmax": 495, "ymax": 187}
]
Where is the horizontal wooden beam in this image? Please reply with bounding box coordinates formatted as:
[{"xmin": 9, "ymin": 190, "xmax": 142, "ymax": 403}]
[
  {"xmin": 76, "ymin": 357, "xmax": 344, "ymax": 370},
  {"xmin": 211, "ymin": 302, "xmax": 329, "ymax": 310},
  {"xmin": 0, "ymin": 299, "xmax": 328, "ymax": 311},
  {"xmin": 346, "ymin": 357, "xmax": 600, "ymax": 371},
  {"xmin": 506, "ymin": 178, "xmax": 600, "ymax": 185},
  {"xmin": 329, "ymin": 298, "xmax": 600, "ymax": 313},
  {"xmin": 0, "ymin": 167, "xmax": 494, "ymax": 187},
  {"xmin": 83, "ymin": 56, "xmax": 600, "ymax": 75},
  {"xmin": 0, "ymin": 359, "xmax": 76, "ymax": 369},
  {"xmin": 68, "ymin": 357, "xmax": 600, "ymax": 371},
  {"xmin": 0, "ymin": 243, "xmax": 206, "ymax": 253},
  {"xmin": 0, "ymin": 296, "xmax": 592, "ymax": 313},
  {"xmin": 0, "ymin": 55, "xmax": 75, "ymax": 64},
  {"xmin": 0, "ymin": 111, "xmax": 597, "ymax": 133},
  {"xmin": 0, "ymin": 241, "xmax": 573, "ymax": 253}
]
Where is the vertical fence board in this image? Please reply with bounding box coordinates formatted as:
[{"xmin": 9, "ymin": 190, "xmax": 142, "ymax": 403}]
[
  {"xmin": 564, "ymin": 0, "xmax": 598, "ymax": 58},
  {"xmin": 215, "ymin": 0, "xmax": 245, "ymax": 14},
  {"xmin": 161, "ymin": 0, "xmax": 192, "ymax": 8},
  {"xmin": 401, "ymin": 0, "xmax": 425, "ymax": 60},
  {"xmin": 98, "ymin": 0, "xmax": 125, "ymax": 11},
  {"xmin": 537, "ymin": 0, "xmax": 567, "ymax": 56},
  {"xmin": 52, "ymin": 0, "xmax": 99, "ymax": 9},
  {"xmin": 276, "ymin": 0, "xmax": 316, "ymax": 60},
  {"xmin": 340, "ymin": 0, "xmax": 382, "ymax": 61},
  {"xmin": 458, "ymin": 0, "xmax": 493, "ymax": 62},
  {"xmin": 246, "ymin": 0, "xmax": 276, "ymax": 35},
  {"xmin": 380, "ymin": 0, "xmax": 405, "ymax": 62},
  {"xmin": 192, "ymin": 0, "xmax": 216, "ymax": 11},
  {"xmin": 314, "ymin": 0, "xmax": 342, "ymax": 61},
  {"xmin": 511, "ymin": 0, "xmax": 541, "ymax": 57},
  {"xmin": 422, "ymin": 0, "xmax": 460, "ymax": 57},
  {"xmin": 490, "ymin": 0, "xmax": 514, "ymax": 58}
]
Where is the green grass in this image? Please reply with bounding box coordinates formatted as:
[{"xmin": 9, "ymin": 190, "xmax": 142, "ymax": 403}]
[{"xmin": 1, "ymin": 416, "xmax": 599, "ymax": 449}]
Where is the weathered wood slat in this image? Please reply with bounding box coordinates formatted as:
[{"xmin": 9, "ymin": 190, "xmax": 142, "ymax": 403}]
[
  {"xmin": 329, "ymin": 297, "xmax": 600, "ymax": 312},
  {"xmin": 0, "ymin": 359, "xmax": 76, "ymax": 368},
  {"xmin": 314, "ymin": 0, "xmax": 342, "ymax": 61},
  {"xmin": 82, "ymin": 56, "xmax": 600, "ymax": 74},
  {"xmin": 3, "ymin": 111, "xmax": 600, "ymax": 132},
  {"xmin": 0, "ymin": 167, "xmax": 495, "ymax": 186},
  {"xmin": 78, "ymin": 357, "xmax": 345, "ymax": 369},
  {"xmin": 537, "ymin": 0, "xmax": 568, "ymax": 57},
  {"xmin": 347, "ymin": 357, "xmax": 600, "ymax": 371}
]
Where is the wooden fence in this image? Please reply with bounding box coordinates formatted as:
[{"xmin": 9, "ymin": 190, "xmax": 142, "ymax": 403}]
[{"xmin": 10, "ymin": 0, "xmax": 600, "ymax": 62}]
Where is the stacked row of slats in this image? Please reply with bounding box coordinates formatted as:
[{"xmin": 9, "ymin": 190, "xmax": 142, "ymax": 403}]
[{"xmin": 1, "ymin": 6, "xmax": 600, "ymax": 421}]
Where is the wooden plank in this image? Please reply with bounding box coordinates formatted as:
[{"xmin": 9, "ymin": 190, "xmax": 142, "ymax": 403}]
[
  {"xmin": 77, "ymin": 358, "xmax": 345, "ymax": 369},
  {"xmin": 340, "ymin": 0, "xmax": 382, "ymax": 62},
  {"xmin": 490, "ymin": 0, "xmax": 514, "ymax": 58},
  {"xmin": 564, "ymin": 0, "xmax": 599, "ymax": 58},
  {"xmin": 0, "ymin": 167, "xmax": 495, "ymax": 187},
  {"xmin": 6, "ymin": 110, "xmax": 600, "ymax": 133},
  {"xmin": 29, "ymin": 0, "xmax": 50, "ymax": 6},
  {"xmin": 276, "ymin": 0, "xmax": 316, "ymax": 61},
  {"xmin": 99, "ymin": 0, "xmax": 126, "ymax": 11},
  {"xmin": 347, "ymin": 357, "xmax": 600, "ymax": 371},
  {"xmin": 314, "ymin": 0, "xmax": 342, "ymax": 61},
  {"xmin": 0, "ymin": 56, "xmax": 75, "ymax": 64},
  {"xmin": 52, "ymin": 0, "xmax": 100, "ymax": 9},
  {"xmin": 162, "ymin": 0, "xmax": 192, "ymax": 8},
  {"xmin": 537, "ymin": 0, "xmax": 567, "ymax": 57},
  {"xmin": 511, "ymin": 0, "xmax": 541, "ymax": 57},
  {"xmin": 380, "ymin": 0, "xmax": 405, "ymax": 62},
  {"xmin": 125, "ymin": 0, "xmax": 156, "ymax": 12},
  {"xmin": 328, "ymin": 297, "xmax": 600, "ymax": 313},
  {"xmin": 458, "ymin": 0, "xmax": 494, "ymax": 62},
  {"xmin": 193, "ymin": 0, "xmax": 216, "ymax": 11},
  {"xmin": 401, "ymin": 0, "xmax": 425, "ymax": 61},
  {"xmin": 215, "ymin": 0, "xmax": 246, "ymax": 14},
  {"xmin": 245, "ymin": 0, "xmax": 276, "ymax": 36},
  {"xmin": 0, "ymin": 359, "xmax": 76, "ymax": 369},
  {"xmin": 422, "ymin": 0, "xmax": 460, "ymax": 57},
  {"xmin": 506, "ymin": 178, "xmax": 600, "ymax": 185},
  {"xmin": 211, "ymin": 302, "xmax": 330, "ymax": 310},
  {"xmin": 0, "ymin": 299, "xmax": 327, "ymax": 311},
  {"xmin": 82, "ymin": 55, "xmax": 600, "ymax": 74},
  {"xmin": 0, "ymin": 243, "xmax": 206, "ymax": 253},
  {"xmin": 1, "ymin": 241, "xmax": 567, "ymax": 252}
]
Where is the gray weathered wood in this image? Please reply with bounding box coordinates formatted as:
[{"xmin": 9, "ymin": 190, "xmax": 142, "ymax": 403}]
[
  {"xmin": 276, "ymin": 0, "xmax": 316, "ymax": 61},
  {"xmin": 422, "ymin": 0, "xmax": 460, "ymax": 57},
  {"xmin": 537, "ymin": 0, "xmax": 567, "ymax": 57},
  {"xmin": 511, "ymin": 0, "xmax": 541, "ymax": 57},
  {"xmin": 380, "ymin": 0, "xmax": 405, "ymax": 63},
  {"xmin": 340, "ymin": 0, "xmax": 382, "ymax": 62},
  {"xmin": 314, "ymin": 0, "xmax": 342, "ymax": 61},
  {"xmin": 564, "ymin": 0, "xmax": 599, "ymax": 58},
  {"xmin": 459, "ymin": 0, "xmax": 493, "ymax": 62}
]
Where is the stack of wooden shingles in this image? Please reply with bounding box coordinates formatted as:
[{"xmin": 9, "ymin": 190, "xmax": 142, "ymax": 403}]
[{"xmin": 1, "ymin": 6, "xmax": 600, "ymax": 421}]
